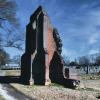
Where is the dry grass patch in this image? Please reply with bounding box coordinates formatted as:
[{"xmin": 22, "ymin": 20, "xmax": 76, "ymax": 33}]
[{"xmin": 10, "ymin": 83, "xmax": 99, "ymax": 100}]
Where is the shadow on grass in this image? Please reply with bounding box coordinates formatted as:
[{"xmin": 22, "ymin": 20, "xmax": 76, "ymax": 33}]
[
  {"xmin": 0, "ymin": 75, "xmax": 80, "ymax": 90},
  {"xmin": 0, "ymin": 76, "xmax": 21, "ymax": 84}
]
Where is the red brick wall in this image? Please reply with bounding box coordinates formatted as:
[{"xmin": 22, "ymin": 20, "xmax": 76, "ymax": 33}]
[{"xmin": 48, "ymin": 27, "xmax": 56, "ymax": 65}]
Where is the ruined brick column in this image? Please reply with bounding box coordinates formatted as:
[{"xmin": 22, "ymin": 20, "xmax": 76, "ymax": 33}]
[{"xmin": 21, "ymin": 6, "xmax": 65, "ymax": 85}]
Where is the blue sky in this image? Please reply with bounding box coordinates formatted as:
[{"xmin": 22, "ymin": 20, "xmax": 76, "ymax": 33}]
[{"xmin": 9, "ymin": 0, "xmax": 100, "ymax": 60}]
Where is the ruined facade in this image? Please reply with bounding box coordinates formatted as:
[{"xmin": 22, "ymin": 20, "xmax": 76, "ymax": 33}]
[{"xmin": 21, "ymin": 6, "xmax": 69, "ymax": 86}]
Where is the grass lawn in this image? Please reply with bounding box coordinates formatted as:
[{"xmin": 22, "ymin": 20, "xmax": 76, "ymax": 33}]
[{"xmin": 4, "ymin": 70, "xmax": 100, "ymax": 100}]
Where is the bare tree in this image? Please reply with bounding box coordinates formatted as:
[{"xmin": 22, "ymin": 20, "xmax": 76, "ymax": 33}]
[
  {"xmin": 62, "ymin": 55, "xmax": 70, "ymax": 66},
  {"xmin": 12, "ymin": 55, "xmax": 20, "ymax": 66},
  {"xmin": 2, "ymin": 27, "xmax": 24, "ymax": 50},
  {"xmin": 78, "ymin": 56, "xmax": 90, "ymax": 74},
  {"xmin": 0, "ymin": 0, "xmax": 23, "ymax": 50},
  {"xmin": 0, "ymin": 0, "xmax": 19, "ymax": 27},
  {"xmin": 95, "ymin": 55, "xmax": 100, "ymax": 66}
]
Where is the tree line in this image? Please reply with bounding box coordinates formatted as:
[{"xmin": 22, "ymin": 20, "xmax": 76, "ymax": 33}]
[{"xmin": 64, "ymin": 52, "xmax": 100, "ymax": 74}]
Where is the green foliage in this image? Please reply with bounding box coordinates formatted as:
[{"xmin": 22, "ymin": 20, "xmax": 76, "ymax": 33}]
[
  {"xmin": 53, "ymin": 28, "xmax": 62, "ymax": 54},
  {"xmin": 49, "ymin": 83, "xmax": 63, "ymax": 87}
]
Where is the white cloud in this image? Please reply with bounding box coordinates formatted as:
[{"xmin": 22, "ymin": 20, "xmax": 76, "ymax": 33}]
[
  {"xmin": 88, "ymin": 49, "xmax": 99, "ymax": 55},
  {"xmin": 62, "ymin": 47, "xmax": 71, "ymax": 56},
  {"xmin": 4, "ymin": 47, "xmax": 23, "ymax": 59},
  {"xmin": 89, "ymin": 34, "xmax": 98, "ymax": 44},
  {"xmin": 62, "ymin": 47, "xmax": 77, "ymax": 60},
  {"xmin": 88, "ymin": 32, "xmax": 100, "ymax": 44}
]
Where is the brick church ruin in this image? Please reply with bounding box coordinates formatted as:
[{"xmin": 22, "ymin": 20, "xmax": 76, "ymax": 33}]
[{"xmin": 21, "ymin": 6, "xmax": 79, "ymax": 87}]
